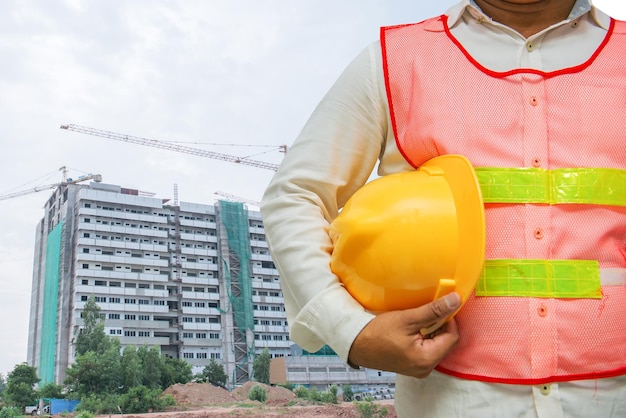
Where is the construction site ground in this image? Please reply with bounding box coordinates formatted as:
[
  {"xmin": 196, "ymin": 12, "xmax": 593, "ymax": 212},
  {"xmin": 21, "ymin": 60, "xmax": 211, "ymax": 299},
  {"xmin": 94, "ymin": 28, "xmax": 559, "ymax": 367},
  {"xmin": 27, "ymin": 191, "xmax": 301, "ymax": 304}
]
[{"xmin": 95, "ymin": 382, "xmax": 397, "ymax": 418}]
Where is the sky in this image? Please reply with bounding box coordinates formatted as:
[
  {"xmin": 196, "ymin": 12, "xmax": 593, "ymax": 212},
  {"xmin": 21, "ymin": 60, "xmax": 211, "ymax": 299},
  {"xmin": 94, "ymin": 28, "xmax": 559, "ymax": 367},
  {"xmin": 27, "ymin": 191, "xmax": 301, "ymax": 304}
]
[{"xmin": 0, "ymin": 0, "xmax": 624, "ymax": 378}]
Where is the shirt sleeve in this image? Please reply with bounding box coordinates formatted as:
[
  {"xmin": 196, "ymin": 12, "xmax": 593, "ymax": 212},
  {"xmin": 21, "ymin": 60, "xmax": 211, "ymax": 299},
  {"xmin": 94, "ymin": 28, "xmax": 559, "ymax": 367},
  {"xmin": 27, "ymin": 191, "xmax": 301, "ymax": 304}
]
[{"xmin": 260, "ymin": 41, "xmax": 390, "ymax": 362}]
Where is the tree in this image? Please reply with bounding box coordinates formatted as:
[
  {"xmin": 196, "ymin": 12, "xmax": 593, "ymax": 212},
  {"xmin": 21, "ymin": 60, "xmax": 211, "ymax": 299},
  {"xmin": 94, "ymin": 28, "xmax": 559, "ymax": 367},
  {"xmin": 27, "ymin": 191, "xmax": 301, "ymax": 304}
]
[
  {"xmin": 99, "ymin": 339, "xmax": 123, "ymax": 392},
  {"xmin": 75, "ymin": 295, "xmax": 111, "ymax": 356},
  {"xmin": 136, "ymin": 346, "xmax": 161, "ymax": 389},
  {"xmin": 0, "ymin": 372, "xmax": 7, "ymax": 400},
  {"xmin": 120, "ymin": 346, "xmax": 142, "ymax": 390},
  {"xmin": 37, "ymin": 382, "xmax": 64, "ymax": 399},
  {"xmin": 3, "ymin": 363, "xmax": 39, "ymax": 410},
  {"xmin": 65, "ymin": 351, "xmax": 105, "ymax": 396},
  {"xmin": 195, "ymin": 359, "xmax": 227, "ymax": 388},
  {"xmin": 0, "ymin": 406, "xmax": 21, "ymax": 418},
  {"xmin": 252, "ymin": 348, "xmax": 271, "ymax": 384},
  {"xmin": 159, "ymin": 356, "xmax": 193, "ymax": 389},
  {"xmin": 64, "ymin": 341, "xmax": 122, "ymax": 396}
]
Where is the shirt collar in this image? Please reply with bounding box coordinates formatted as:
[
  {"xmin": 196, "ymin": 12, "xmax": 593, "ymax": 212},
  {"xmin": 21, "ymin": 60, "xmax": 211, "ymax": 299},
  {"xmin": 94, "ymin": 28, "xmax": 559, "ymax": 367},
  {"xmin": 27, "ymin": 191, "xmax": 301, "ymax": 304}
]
[{"xmin": 445, "ymin": 0, "xmax": 610, "ymax": 30}]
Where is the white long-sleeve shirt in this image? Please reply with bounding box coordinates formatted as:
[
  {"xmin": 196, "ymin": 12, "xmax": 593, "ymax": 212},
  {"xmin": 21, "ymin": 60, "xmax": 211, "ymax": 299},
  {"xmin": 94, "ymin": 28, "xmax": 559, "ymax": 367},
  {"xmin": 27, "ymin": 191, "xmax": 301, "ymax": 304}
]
[{"xmin": 261, "ymin": 1, "xmax": 624, "ymax": 416}]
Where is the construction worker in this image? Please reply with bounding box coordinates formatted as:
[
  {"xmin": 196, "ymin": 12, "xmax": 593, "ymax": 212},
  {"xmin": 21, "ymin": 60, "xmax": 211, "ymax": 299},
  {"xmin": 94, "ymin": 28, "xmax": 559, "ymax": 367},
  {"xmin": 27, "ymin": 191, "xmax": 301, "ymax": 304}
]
[{"xmin": 261, "ymin": 0, "xmax": 625, "ymax": 416}]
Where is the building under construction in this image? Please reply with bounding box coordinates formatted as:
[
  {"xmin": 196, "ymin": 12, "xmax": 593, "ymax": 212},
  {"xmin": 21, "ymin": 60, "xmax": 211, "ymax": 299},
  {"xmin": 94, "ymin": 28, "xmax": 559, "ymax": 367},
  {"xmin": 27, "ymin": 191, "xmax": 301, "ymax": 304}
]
[{"xmin": 26, "ymin": 180, "xmax": 289, "ymax": 388}]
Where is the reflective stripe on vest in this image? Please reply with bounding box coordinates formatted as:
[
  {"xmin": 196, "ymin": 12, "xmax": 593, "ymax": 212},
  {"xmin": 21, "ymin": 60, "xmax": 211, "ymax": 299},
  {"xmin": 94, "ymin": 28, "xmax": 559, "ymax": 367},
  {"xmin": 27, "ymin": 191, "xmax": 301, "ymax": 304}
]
[
  {"xmin": 473, "ymin": 167, "xmax": 625, "ymax": 297},
  {"xmin": 475, "ymin": 167, "xmax": 626, "ymax": 206},
  {"xmin": 476, "ymin": 259, "xmax": 602, "ymax": 298}
]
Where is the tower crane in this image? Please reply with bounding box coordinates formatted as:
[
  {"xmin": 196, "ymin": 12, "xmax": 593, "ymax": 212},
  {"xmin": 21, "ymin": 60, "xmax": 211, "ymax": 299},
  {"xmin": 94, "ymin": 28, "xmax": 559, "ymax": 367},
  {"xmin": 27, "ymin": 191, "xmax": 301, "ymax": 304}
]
[
  {"xmin": 0, "ymin": 166, "xmax": 102, "ymax": 202},
  {"xmin": 60, "ymin": 124, "xmax": 285, "ymax": 171}
]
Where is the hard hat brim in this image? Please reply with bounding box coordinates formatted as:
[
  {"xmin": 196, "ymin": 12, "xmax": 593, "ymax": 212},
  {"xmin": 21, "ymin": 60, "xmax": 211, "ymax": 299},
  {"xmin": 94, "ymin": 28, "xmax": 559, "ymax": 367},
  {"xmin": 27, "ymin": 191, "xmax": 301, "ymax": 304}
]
[{"xmin": 419, "ymin": 154, "xmax": 485, "ymax": 332}]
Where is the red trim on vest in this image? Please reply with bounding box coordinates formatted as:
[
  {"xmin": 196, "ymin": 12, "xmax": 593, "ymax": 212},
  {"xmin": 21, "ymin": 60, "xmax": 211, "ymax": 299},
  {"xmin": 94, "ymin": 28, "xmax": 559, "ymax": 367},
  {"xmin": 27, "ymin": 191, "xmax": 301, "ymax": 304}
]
[
  {"xmin": 435, "ymin": 365, "xmax": 626, "ymax": 386},
  {"xmin": 381, "ymin": 15, "xmax": 619, "ymax": 168},
  {"xmin": 442, "ymin": 15, "xmax": 616, "ymax": 79},
  {"xmin": 380, "ymin": 21, "xmax": 432, "ymax": 170},
  {"xmin": 381, "ymin": 16, "xmax": 626, "ymax": 384}
]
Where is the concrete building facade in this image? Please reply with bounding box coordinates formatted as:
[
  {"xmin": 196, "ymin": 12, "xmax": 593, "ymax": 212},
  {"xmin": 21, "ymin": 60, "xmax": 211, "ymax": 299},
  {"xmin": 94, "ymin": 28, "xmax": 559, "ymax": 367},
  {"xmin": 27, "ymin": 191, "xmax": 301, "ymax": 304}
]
[
  {"xmin": 27, "ymin": 180, "xmax": 398, "ymax": 394},
  {"xmin": 27, "ymin": 181, "xmax": 290, "ymax": 388}
]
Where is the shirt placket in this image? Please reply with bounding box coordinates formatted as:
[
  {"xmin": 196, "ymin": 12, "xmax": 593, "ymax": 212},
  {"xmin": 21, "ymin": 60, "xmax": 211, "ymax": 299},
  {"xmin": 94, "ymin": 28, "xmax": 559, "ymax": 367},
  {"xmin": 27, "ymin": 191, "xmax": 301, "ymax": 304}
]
[{"xmin": 521, "ymin": 73, "xmax": 557, "ymax": 379}]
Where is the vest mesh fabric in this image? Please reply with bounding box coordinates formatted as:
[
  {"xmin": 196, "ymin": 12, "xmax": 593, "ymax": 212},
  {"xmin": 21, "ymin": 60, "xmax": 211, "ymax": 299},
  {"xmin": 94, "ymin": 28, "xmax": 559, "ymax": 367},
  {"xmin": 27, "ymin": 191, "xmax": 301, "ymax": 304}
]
[{"xmin": 382, "ymin": 16, "xmax": 626, "ymax": 384}]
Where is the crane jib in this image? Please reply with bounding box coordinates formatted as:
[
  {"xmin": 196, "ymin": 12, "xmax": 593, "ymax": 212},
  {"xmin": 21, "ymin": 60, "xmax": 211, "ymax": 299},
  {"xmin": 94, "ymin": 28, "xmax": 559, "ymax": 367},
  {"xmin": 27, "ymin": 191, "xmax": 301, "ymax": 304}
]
[{"xmin": 60, "ymin": 124, "xmax": 281, "ymax": 171}]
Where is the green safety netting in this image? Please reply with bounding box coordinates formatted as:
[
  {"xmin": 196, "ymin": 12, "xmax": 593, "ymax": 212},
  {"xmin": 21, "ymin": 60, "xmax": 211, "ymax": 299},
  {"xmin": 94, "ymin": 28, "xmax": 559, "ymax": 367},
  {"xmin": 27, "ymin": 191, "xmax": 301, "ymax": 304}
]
[
  {"xmin": 219, "ymin": 201, "xmax": 254, "ymax": 383},
  {"xmin": 39, "ymin": 221, "xmax": 64, "ymax": 384},
  {"xmin": 303, "ymin": 345, "xmax": 338, "ymax": 356}
]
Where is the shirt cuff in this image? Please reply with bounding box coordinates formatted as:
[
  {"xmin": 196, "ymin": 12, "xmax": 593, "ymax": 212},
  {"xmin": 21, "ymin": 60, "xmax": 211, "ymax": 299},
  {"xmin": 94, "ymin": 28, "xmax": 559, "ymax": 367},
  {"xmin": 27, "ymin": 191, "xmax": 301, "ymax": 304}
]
[{"xmin": 288, "ymin": 283, "xmax": 376, "ymax": 364}]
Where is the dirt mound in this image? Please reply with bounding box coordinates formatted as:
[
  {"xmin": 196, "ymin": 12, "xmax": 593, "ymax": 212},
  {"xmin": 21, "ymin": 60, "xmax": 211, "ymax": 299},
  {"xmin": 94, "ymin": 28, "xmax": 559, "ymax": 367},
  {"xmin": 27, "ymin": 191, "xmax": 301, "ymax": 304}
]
[
  {"xmin": 231, "ymin": 381, "xmax": 296, "ymax": 406},
  {"xmin": 99, "ymin": 401, "xmax": 396, "ymax": 418},
  {"xmin": 154, "ymin": 381, "xmax": 399, "ymax": 417},
  {"xmin": 163, "ymin": 382, "xmax": 235, "ymax": 405},
  {"xmin": 162, "ymin": 381, "xmax": 296, "ymax": 407},
  {"xmin": 103, "ymin": 382, "xmax": 396, "ymax": 418}
]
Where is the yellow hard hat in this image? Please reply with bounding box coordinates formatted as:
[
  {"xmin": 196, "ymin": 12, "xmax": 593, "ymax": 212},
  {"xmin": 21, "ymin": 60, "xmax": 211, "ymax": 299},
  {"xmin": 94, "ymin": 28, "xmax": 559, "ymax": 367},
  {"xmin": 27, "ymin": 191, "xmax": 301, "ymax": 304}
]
[{"xmin": 329, "ymin": 155, "xmax": 485, "ymax": 328}]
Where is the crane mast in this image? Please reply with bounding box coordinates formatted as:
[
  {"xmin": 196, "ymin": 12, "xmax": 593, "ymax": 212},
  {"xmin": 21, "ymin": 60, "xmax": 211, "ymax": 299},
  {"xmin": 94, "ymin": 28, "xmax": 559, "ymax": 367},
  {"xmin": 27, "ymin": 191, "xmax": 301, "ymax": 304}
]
[{"xmin": 60, "ymin": 124, "xmax": 281, "ymax": 171}]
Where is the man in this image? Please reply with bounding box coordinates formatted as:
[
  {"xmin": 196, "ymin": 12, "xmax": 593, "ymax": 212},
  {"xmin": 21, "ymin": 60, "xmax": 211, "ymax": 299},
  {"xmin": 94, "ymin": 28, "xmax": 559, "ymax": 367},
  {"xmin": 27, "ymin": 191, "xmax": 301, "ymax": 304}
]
[{"xmin": 261, "ymin": 0, "xmax": 625, "ymax": 416}]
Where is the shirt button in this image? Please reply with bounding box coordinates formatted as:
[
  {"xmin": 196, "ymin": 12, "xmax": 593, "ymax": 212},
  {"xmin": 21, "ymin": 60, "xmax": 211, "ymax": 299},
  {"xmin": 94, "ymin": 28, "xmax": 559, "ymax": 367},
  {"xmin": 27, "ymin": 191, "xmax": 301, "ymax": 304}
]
[
  {"xmin": 530, "ymin": 96, "xmax": 538, "ymax": 106},
  {"xmin": 540, "ymin": 384, "xmax": 551, "ymax": 395},
  {"xmin": 532, "ymin": 158, "xmax": 541, "ymax": 167},
  {"xmin": 526, "ymin": 42, "xmax": 534, "ymax": 52},
  {"xmin": 534, "ymin": 228, "xmax": 544, "ymax": 239},
  {"xmin": 538, "ymin": 305, "xmax": 548, "ymax": 317}
]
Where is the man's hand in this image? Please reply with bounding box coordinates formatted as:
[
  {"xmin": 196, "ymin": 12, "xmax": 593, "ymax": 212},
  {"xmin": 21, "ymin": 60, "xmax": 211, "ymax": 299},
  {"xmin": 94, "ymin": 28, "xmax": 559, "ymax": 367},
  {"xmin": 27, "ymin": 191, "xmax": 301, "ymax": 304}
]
[{"xmin": 348, "ymin": 292, "xmax": 461, "ymax": 378}]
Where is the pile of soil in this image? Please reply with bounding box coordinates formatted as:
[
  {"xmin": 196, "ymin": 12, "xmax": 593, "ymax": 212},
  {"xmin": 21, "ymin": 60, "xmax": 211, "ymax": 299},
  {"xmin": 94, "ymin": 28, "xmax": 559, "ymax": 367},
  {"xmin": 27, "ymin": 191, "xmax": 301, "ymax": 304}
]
[
  {"xmin": 163, "ymin": 381, "xmax": 296, "ymax": 407},
  {"xmin": 163, "ymin": 382, "xmax": 235, "ymax": 405},
  {"xmin": 97, "ymin": 382, "xmax": 397, "ymax": 418},
  {"xmin": 231, "ymin": 381, "xmax": 296, "ymax": 406}
]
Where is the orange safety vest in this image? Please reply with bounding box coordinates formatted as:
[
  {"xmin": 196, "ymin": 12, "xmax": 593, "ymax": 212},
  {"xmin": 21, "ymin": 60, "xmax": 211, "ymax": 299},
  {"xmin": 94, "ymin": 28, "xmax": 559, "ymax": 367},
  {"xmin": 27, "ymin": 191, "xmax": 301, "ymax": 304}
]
[{"xmin": 382, "ymin": 15, "xmax": 626, "ymax": 384}]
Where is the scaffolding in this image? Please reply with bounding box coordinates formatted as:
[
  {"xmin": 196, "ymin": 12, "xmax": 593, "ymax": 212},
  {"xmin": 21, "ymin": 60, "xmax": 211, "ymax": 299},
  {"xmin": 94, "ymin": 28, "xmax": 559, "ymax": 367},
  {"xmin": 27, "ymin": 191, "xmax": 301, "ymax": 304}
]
[
  {"xmin": 173, "ymin": 204, "xmax": 184, "ymax": 358},
  {"xmin": 218, "ymin": 201, "xmax": 254, "ymax": 386},
  {"xmin": 39, "ymin": 221, "xmax": 64, "ymax": 384}
]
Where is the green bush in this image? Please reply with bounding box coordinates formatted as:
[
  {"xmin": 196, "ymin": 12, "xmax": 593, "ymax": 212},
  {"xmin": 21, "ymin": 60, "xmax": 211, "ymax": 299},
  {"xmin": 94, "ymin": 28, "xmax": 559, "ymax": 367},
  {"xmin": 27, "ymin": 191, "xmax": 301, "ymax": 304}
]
[
  {"xmin": 291, "ymin": 385, "xmax": 338, "ymax": 404},
  {"xmin": 277, "ymin": 382, "xmax": 295, "ymax": 391},
  {"xmin": 0, "ymin": 406, "xmax": 21, "ymax": 418},
  {"xmin": 76, "ymin": 386, "xmax": 175, "ymax": 415},
  {"xmin": 74, "ymin": 394, "xmax": 102, "ymax": 414},
  {"xmin": 162, "ymin": 394, "xmax": 177, "ymax": 407},
  {"xmin": 293, "ymin": 386, "xmax": 309, "ymax": 399},
  {"xmin": 119, "ymin": 385, "xmax": 174, "ymax": 413},
  {"xmin": 341, "ymin": 384, "xmax": 354, "ymax": 402},
  {"xmin": 308, "ymin": 387, "xmax": 323, "ymax": 402},
  {"xmin": 248, "ymin": 385, "xmax": 267, "ymax": 403},
  {"xmin": 75, "ymin": 393, "xmax": 123, "ymax": 415},
  {"xmin": 324, "ymin": 385, "xmax": 338, "ymax": 404},
  {"xmin": 355, "ymin": 398, "xmax": 388, "ymax": 418}
]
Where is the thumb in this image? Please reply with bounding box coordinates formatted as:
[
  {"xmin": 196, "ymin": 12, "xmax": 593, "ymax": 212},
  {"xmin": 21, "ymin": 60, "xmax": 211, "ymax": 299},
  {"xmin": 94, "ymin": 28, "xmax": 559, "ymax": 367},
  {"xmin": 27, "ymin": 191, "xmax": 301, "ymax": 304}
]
[
  {"xmin": 412, "ymin": 292, "xmax": 461, "ymax": 330},
  {"xmin": 436, "ymin": 292, "xmax": 462, "ymax": 315}
]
